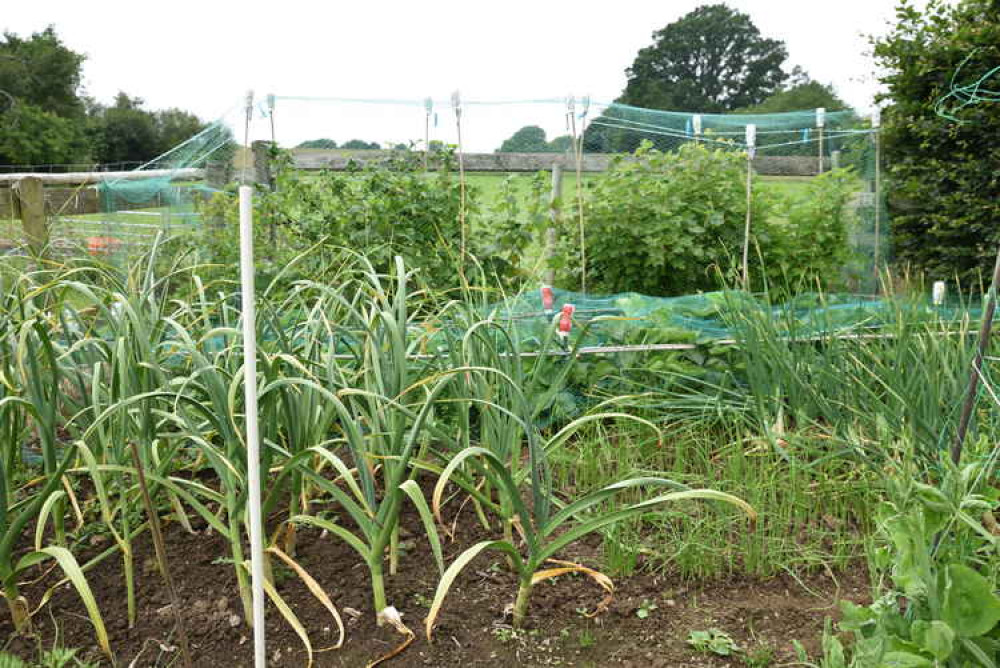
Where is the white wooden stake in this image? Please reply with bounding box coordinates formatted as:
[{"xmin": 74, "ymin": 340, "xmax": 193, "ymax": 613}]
[
  {"xmin": 742, "ymin": 124, "xmax": 756, "ymax": 287},
  {"xmin": 816, "ymin": 107, "xmax": 826, "ymax": 174},
  {"xmin": 239, "ymin": 185, "xmax": 266, "ymax": 668}
]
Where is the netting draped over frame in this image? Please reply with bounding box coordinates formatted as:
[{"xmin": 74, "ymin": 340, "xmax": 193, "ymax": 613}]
[{"xmin": 55, "ymin": 94, "xmax": 883, "ymax": 291}]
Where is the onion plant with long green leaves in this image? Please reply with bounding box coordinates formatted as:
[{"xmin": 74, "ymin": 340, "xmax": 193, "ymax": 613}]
[
  {"xmin": 422, "ymin": 302, "xmax": 757, "ymax": 631},
  {"xmin": 0, "ymin": 262, "xmax": 109, "ymax": 654},
  {"xmin": 287, "ymin": 256, "xmax": 458, "ymax": 629}
]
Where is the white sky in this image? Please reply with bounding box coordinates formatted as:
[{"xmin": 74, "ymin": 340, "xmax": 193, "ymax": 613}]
[{"xmin": 4, "ymin": 0, "xmax": 936, "ymax": 151}]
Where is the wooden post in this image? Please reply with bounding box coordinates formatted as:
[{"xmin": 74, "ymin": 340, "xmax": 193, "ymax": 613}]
[
  {"xmin": 545, "ymin": 164, "xmax": 563, "ymax": 285},
  {"xmin": 13, "ymin": 177, "xmax": 47, "ymax": 253},
  {"xmin": 251, "ymin": 141, "xmax": 273, "ymax": 189}
]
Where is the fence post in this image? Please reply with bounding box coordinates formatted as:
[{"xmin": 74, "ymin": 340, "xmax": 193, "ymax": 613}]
[
  {"xmin": 545, "ymin": 163, "xmax": 563, "ymax": 285},
  {"xmin": 13, "ymin": 177, "xmax": 47, "ymax": 254},
  {"xmin": 251, "ymin": 140, "xmax": 273, "ymax": 189}
]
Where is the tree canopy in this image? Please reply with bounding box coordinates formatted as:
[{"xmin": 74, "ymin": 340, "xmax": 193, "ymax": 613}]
[
  {"xmin": 0, "ymin": 26, "xmax": 206, "ymax": 166},
  {"xmin": 737, "ymin": 79, "xmax": 848, "ymax": 114},
  {"xmin": 620, "ymin": 4, "xmax": 788, "ymax": 112},
  {"xmin": 297, "ymin": 138, "xmax": 338, "ymax": 149},
  {"xmin": 498, "ymin": 125, "xmax": 573, "ymax": 152},
  {"xmin": 341, "ymin": 139, "xmax": 381, "ymax": 150}
]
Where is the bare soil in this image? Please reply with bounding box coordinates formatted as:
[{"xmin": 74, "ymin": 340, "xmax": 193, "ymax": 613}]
[{"xmin": 2, "ymin": 500, "xmax": 868, "ymax": 667}]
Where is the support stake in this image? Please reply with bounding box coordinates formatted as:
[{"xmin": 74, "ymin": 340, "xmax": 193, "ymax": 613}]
[
  {"xmin": 951, "ymin": 243, "xmax": 1000, "ymax": 465},
  {"xmin": 545, "ymin": 163, "xmax": 563, "ymax": 285},
  {"xmin": 239, "ymin": 185, "xmax": 267, "ymax": 667}
]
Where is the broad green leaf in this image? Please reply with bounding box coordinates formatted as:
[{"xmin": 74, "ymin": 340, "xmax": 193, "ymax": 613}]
[
  {"xmin": 881, "ymin": 651, "xmax": 934, "ymax": 667},
  {"xmin": 942, "ymin": 564, "xmax": 1000, "ymax": 638},
  {"xmin": 911, "ymin": 620, "xmax": 955, "ymax": 661},
  {"xmin": 838, "ymin": 599, "xmax": 875, "ymax": 632}
]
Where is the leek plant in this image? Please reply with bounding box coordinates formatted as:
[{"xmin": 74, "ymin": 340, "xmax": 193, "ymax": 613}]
[
  {"xmin": 289, "ymin": 257, "xmax": 454, "ymax": 625},
  {"xmin": 0, "ymin": 265, "xmax": 108, "ymax": 654}
]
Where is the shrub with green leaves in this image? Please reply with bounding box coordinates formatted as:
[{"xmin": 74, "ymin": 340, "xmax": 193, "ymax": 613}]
[
  {"xmin": 198, "ymin": 149, "xmax": 475, "ymax": 291},
  {"xmin": 263, "ymin": 150, "xmax": 471, "ymax": 289},
  {"xmin": 558, "ymin": 141, "xmax": 854, "ymax": 296},
  {"xmin": 822, "ymin": 452, "xmax": 1000, "ymax": 667},
  {"xmin": 874, "ymin": 0, "xmax": 1000, "ymax": 283},
  {"xmin": 561, "ymin": 141, "xmax": 759, "ymax": 296}
]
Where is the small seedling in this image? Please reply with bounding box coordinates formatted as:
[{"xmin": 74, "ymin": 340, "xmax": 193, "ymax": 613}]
[
  {"xmin": 578, "ymin": 628, "xmax": 596, "ymax": 649},
  {"xmin": 636, "ymin": 599, "xmax": 658, "ymax": 619},
  {"xmin": 687, "ymin": 628, "xmax": 738, "ymax": 656},
  {"xmin": 744, "ymin": 645, "xmax": 776, "ymax": 668}
]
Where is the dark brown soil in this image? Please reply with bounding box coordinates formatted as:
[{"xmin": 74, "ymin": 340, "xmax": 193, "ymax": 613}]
[{"xmin": 2, "ymin": 502, "xmax": 869, "ymax": 667}]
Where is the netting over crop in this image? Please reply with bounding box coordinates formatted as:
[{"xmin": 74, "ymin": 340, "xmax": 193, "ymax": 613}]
[{"xmin": 20, "ymin": 92, "xmax": 886, "ymax": 297}]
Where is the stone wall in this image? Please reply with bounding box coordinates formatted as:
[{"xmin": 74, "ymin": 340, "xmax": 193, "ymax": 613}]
[{"xmin": 285, "ymin": 148, "xmax": 825, "ymax": 177}]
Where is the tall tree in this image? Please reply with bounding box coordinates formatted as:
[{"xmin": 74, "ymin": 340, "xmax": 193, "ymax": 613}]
[
  {"xmin": 737, "ymin": 79, "xmax": 848, "ymax": 114},
  {"xmin": 154, "ymin": 108, "xmax": 205, "ymax": 154},
  {"xmin": 0, "ymin": 26, "xmax": 89, "ymax": 164},
  {"xmin": 297, "ymin": 138, "xmax": 338, "ymax": 149},
  {"xmin": 0, "ymin": 26, "xmax": 85, "ymax": 120},
  {"xmin": 620, "ymin": 4, "xmax": 788, "ymax": 112},
  {"xmin": 498, "ymin": 126, "xmax": 573, "ymax": 152},
  {"xmin": 89, "ymin": 93, "xmax": 160, "ymax": 163}
]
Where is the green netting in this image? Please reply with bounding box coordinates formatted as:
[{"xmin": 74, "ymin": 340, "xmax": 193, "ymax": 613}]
[
  {"xmin": 79, "ymin": 93, "xmax": 886, "ymax": 292},
  {"xmin": 584, "ymin": 103, "xmax": 865, "ymax": 155},
  {"xmin": 463, "ymin": 287, "xmax": 960, "ymax": 352}
]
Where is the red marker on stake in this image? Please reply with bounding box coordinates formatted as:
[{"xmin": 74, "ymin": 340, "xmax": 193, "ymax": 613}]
[
  {"xmin": 558, "ymin": 304, "xmax": 575, "ymax": 339},
  {"xmin": 541, "ymin": 285, "xmax": 554, "ymax": 313}
]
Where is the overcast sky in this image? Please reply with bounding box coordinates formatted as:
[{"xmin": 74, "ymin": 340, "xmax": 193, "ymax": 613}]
[{"xmin": 4, "ymin": 0, "xmax": 935, "ymax": 151}]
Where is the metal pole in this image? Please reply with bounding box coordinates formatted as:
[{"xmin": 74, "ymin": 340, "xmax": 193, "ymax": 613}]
[{"xmin": 238, "ymin": 184, "xmax": 266, "ymax": 667}]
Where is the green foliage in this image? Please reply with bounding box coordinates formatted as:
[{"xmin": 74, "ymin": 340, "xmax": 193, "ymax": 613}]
[
  {"xmin": 874, "ymin": 0, "xmax": 1000, "ymax": 283},
  {"xmin": 738, "ymin": 80, "xmax": 848, "ymax": 115},
  {"xmin": 296, "ymin": 138, "xmax": 338, "ymax": 149},
  {"xmin": 340, "ymin": 139, "xmax": 381, "ymax": 150},
  {"xmin": 0, "ymin": 103, "xmax": 89, "ymax": 165},
  {"xmin": 498, "ymin": 126, "xmax": 572, "ymax": 153},
  {"xmin": 88, "ymin": 93, "xmax": 206, "ymax": 164},
  {"xmin": 0, "ymin": 26, "xmax": 89, "ymax": 164},
  {"xmin": 206, "ymin": 149, "xmax": 471, "ymax": 289},
  {"xmin": 620, "ymin": 4, "xmax": 787, "ymax": 112},
  {"xmin": 0, "ymin": 27, "xmax": 205, "ymax": 166},
  {"xmin": 688, "ymin": 628, "xmax": 739, "ymax": 656},
  {"xmin": 478, "ymin": 171, "xmax": 549, "ymax": 286},
  {"xmin": 554, "ymin": 141, "xmax": 856, "ymax": 296},
  {"xmin": 0, "ymin": 26, "xmax": 85, "ymax": 120},
  {"xmin": 758, "ymin": 168, "xmax": 857, "ymax": 291},
  {"xmin": 822, "ymin": 453, "xmax": 1000, "ymax": 667},
  {"xmin": 562, "ymin": 141, "xmax": 754, "ymax": 295}
]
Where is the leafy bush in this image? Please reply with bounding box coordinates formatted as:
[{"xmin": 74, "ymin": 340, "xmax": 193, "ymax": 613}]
[
  {"xmin": 823, "ymin": 453, "xmax": 1000, "ymax": 667},
  {"xmin": 757, "ymin": 168, "xmax": 857, "ymax": 291},
  {"xmin": 559, "ymin": 141, "xmax": 759, "ymax": 296},
  {"xmin": 558, "ymin": 141, "xmax": 855, "ymax": 296},
  {"xmin": 874, "ymin": 0, "xmax": 1000, "ymax": 283},
  {"xmin": 196, "ymin": 149, "xmax": 476, "ymax": 291},
  {"xmin": 263, "ymin": 150, "xmax": 470, "ymax": 289}
]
